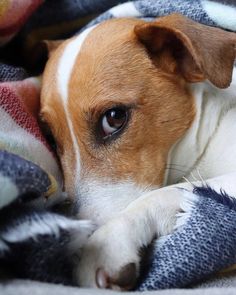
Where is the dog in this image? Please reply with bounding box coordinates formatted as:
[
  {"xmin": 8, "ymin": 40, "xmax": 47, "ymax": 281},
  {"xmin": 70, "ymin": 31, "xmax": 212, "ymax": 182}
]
[{"xmin": 40, "ymin": 14, "xmax": 236, "ymax": 290}]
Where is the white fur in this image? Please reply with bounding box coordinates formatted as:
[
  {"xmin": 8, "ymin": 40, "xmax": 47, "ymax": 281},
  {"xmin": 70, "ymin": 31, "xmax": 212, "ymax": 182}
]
[
  {"xmin": 76, "ymin": 216, "xmax": 141, "ymax": 288},
  {"xmin": 57, "ymin": 26, "xmax": 96, "ymax": 105},
  {"xmin": 77, "ymin": 171, "xmax": 236, "ymax": 288},
  {"xmin": 109, "ymin": 2, "xmax": 142, "ymax": 18},
  {"xmin": 57, "ymin": 26, "xmax": 97, "ymax": 185},
  {"xmin": 175, "ymin": 190, "xmax": 199, "ymax": 229},
  {"xmin": 76, "ymin": 187, "xmax": 183, "ymax": 288},
  {"xmin": 76, "ymin": 68, "xmax": 236, "ymax": 288},
  {"xmin": 153, "ymin": 190, "xmax": 201, "ymax": 251},
  {"xmin": 55, "ymin": 18, "xmax": 236, "ymax": 285},
  {"xmin": 202, "ymin": 0, "xmax": 236, "ymax": 30},
  {"xmin": 77, "ymin": 180, "xmax": 148, "ymax": 225},
  {"xmin": 59, "ymin": 63, "xmax": 236, "ymax": 208},
  {"xmin": 167, "ymin": 69, "xmax": 236, "ymax": 185}
]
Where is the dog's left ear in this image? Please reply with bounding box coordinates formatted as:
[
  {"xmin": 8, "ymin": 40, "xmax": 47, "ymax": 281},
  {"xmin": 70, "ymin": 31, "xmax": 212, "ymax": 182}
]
[
  {"xmin": 134, "ymin": 14, "xmax": 236, "ymax": 88},
  {"xmin": 42, "ymin": 40, "xmax": 64, "ymax": 58}
]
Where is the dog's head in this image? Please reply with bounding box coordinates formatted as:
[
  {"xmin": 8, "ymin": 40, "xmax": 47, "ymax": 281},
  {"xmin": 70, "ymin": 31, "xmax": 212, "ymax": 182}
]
[{"xmin": 41, "ymin": 14, "xmax": 236, "ymax": 224}]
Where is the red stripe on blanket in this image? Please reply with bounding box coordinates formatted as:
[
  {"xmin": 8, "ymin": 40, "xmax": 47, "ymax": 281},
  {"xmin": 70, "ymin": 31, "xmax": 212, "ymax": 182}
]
[
  {"xmin": 0, "ymin": 0, "xmax": 43, "ymax": 37},
  {"xmin": 0, "ymin": 83, "xmax": 51, "ymax": 151}
]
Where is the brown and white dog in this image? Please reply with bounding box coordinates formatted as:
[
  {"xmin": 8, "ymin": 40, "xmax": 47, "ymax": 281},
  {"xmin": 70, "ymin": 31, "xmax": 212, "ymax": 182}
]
[{"xmin": 40, "ymin": 14, "xmax": 236, "ymax": 290}]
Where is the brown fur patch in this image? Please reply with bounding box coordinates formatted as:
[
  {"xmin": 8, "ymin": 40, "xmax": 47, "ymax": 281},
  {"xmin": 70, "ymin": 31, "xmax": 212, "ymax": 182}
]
[
  {"xmin": 135, "ymin": 14, "xmax": 236, "ymax": 88},
  {"xmin": 68, "ymin": 19, "xmax": 195, "ymax": 187},
  {"xmin": 41, "ymin": 18, "xmax": 196, "ymax": 197}
]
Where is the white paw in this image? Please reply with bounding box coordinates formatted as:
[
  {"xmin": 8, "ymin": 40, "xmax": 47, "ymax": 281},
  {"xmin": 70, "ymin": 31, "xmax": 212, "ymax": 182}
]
[
  {"xmin": 74, "ymin": 188, "xmax": 184, "ymax": 289},
  {"xmin": 74, "ymin": 216, "xmax": 140, "ymax": 290}
]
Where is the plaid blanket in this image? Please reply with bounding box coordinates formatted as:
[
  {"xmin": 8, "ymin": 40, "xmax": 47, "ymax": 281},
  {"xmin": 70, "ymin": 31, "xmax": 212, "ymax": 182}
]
[
  {"xmin": 0, "ymin": 0, "xmax": 236, "ymax": 290},
  {"xmin": 137, "ymin": 187, "xmax": 236, "ymax": 290}
]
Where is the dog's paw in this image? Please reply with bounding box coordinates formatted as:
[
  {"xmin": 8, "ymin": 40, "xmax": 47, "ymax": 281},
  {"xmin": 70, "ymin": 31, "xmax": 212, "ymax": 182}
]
[
  {"xmin": 74, "ymin": 188, "xmax": 184, "ymax": 289},
  {"xmin": 74, "ymin": 216, "xmax": 140, "ymax": 290}
]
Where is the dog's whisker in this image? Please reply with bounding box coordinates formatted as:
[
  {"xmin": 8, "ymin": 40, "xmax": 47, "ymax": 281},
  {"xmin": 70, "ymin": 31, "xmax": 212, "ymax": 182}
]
[
  {"xmin": 196, "ymin": 168, "xmax": 207, "ymax": 186},
  {"xmin": 190, "ymin": 171, "xmax": 198, "ymax": 182},
  {"xmin": 182, "ymin": 176, "xmax": 194, "ymax": 187}
]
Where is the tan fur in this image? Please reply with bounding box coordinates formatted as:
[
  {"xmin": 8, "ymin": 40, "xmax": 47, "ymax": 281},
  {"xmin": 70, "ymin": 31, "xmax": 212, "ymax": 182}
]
[
  {"xmin": 40, "ymin": 14, "xmax": 236, "ymax": 290},
  {"xmin": 135, "ymin": 14, "xmax": 236, "ymax": 88},
  {"xmin": 41, "ymin": 18, "xmax": 195, "ymax": 195},
  {"xmin": 41, "ymin": 15, "xmax": 235, "ymax": 199}
]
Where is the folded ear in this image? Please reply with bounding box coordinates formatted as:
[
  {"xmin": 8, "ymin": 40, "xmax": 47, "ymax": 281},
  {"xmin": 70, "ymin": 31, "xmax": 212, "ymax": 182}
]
[
  {"xmin": 134, "ymin": 14, "xmax": 236, "ymax": 88},
  {"xmin": 42, "ymin": 40, "xmax": 64, "ymax": 58}
]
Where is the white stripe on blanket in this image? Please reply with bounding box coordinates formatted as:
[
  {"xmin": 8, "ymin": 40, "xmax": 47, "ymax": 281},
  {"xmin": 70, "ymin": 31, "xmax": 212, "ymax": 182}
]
[
  {"xmin": 0, "ymin": 108, "xmax": 62, "ymax": 207},
  {"xmin": 2, "ymin": 215, "xmax": 94, "ymax": 248},
  {"xmin": 109, "ymin": 2, "xmax": 142, "ymax": 18},
  {"xmin": 202, "ymin": 0, "xmax": 236, "ymax": 30}
]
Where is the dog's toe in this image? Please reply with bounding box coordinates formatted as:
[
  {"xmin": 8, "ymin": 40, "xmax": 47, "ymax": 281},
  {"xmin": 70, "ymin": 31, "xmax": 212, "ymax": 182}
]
[
  {"xmin": 75, "ymin": 216, "xmax": 141, "ymax": 289},
  {"xmin": 96, "ymin": 263, "xmax": 137, "ymax": 291}
]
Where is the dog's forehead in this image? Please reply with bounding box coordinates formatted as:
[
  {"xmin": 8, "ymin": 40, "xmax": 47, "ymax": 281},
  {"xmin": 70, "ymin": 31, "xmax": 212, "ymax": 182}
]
[
  {"xmin": 56, "ymin": 25, "xmax": 97, "ymax": 107},
  {"xmin": 57, "ymin": 19, "xmax": 148, "ymax": 111},
  {"xmin": 57, "ymin": 19, "xmax": 141, "ymax": 95}
]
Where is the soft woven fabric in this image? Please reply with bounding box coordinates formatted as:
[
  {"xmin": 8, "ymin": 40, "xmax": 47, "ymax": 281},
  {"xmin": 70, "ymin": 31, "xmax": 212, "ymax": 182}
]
[
  {"xmin": 0, "ymin": 0, "xmax": 236, "ymax": 289},
  {"xmin": 0, "ymin": 2, "xmax": 93, "ymax": 282},
  {"xmin": 0, "ymin": 77, "xmax": 63, "ymax": 206},
  {"xmin": 83, "ymin": 0, "xmax": 236, "ymax": 31},
  {"xmin": 0, "ymin": 204, "xmax": 93, "ymax": 284},
  {"xmin": 0, "ymin": 74, "xmax": 94, "ymax": 282},
  {"xmin": 0, "ymin": 0, "xmax": 43, "ymax": 46},
  {"xmin": 137, "ymin": 187, "xmax": 236, "ymax": 290},
  {"xmin": 0, "ymin": 150, "xmax": 52, "ymax": 209},
  {"xmin": 0, "ymin": 63, "xmax": 28, "ymax": 82}
]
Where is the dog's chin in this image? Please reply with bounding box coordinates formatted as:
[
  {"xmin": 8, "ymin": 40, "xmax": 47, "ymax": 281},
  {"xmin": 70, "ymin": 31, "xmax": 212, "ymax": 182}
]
[{"xmin": 73, "ymin": 180, "xmax": 151, "ymax": 225}]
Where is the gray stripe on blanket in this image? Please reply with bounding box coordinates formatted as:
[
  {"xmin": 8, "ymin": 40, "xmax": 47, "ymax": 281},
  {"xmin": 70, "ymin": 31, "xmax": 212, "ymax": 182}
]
[{"xmin": 134, "ymin": 0, "xmax": 216, "ymax": 25}]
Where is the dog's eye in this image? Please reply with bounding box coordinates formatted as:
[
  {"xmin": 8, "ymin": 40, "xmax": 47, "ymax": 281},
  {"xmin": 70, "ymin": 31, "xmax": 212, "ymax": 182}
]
[{"xmin": 99, "ymin": 107, "xmax": 129, "ymax": 141}]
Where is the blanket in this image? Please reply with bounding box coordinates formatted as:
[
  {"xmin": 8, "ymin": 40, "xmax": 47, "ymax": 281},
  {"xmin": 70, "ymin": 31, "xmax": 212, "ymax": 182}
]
[
  {"xmin": 0, "ymin": 54, "xmax": 94, "ymax": 284},
  {"xmin": 137, "ymin": 187, "xmax": 236, "ymax": 290},
  {"xmin": 0, "ymin": 0, "xmax": 236, "ymax": 290}
]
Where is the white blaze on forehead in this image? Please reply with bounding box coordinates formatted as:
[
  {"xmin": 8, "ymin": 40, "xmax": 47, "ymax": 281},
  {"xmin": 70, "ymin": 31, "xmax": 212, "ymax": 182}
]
[
  {"xmin": 57, "ymin": 25, "xmax": 96, "ymax": 103},
  {"xmin": 57, "ymin": 25, "xmax": 97, "ymax": 183}
]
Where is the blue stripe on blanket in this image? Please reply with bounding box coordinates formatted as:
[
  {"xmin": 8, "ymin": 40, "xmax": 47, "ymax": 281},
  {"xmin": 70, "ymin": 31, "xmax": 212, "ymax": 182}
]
[
  {"xmin": 0, "ymin": 64, "xmax": 28, "ymax": 82},
  {"xmin": 137, "ymin": 188, "xmax": 236, "ymax": 290}
]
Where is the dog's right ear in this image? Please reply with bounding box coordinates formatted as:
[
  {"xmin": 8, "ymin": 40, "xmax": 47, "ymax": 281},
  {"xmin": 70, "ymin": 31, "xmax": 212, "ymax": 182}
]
[{"xmin": 42, "ymin": 40, "xmax": 64, "ymax": 58}]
